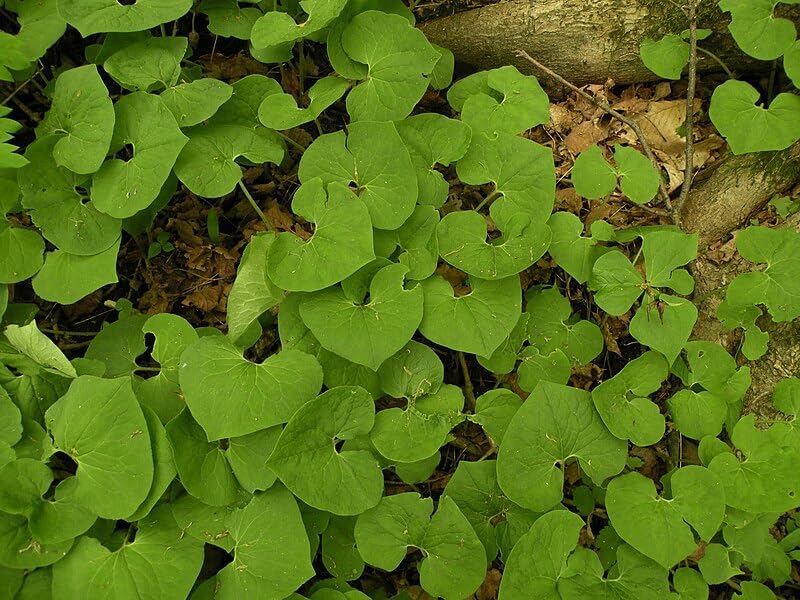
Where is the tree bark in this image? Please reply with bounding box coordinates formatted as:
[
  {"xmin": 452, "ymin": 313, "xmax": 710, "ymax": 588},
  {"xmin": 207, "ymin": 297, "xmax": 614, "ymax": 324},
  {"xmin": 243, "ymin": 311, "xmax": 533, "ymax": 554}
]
[
  {"xmin": 420, "ymin": 0, "xmax": 790, "ymax": 95},
  {"xmin": 680, "ymin": 142, "xmax": 800, "ymax": 249},
  {"xmin": 685, "ymin": 151, "xmax": 800, "ymax": 422}
]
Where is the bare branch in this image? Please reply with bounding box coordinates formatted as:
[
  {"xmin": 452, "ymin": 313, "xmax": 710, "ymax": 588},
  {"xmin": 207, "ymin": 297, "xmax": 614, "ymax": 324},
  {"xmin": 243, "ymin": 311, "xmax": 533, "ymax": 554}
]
[
  {"xmin": 676, "ymin": 0, "xmax": 699, "ymax": 219},
  {"xmin": 515, "ymin": 49, "xmax": 676, "ymax": 221}
]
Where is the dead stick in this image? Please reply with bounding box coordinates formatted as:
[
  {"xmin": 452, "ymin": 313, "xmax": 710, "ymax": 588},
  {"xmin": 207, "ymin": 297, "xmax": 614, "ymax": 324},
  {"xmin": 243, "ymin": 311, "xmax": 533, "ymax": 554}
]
[
  {"xmin": 676, "ymin": 0, "xmax": 699, "ymax": 225},
  {"xmin": 515, "ymin": 49, "xmax": 675, "ymax": 219}
]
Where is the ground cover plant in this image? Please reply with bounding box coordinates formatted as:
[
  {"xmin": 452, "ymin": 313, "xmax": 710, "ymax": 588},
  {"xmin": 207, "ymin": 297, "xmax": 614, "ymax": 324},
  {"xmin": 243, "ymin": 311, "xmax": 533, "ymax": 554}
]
[{"xmin": 1, "ymin": 0, "xmax": 800, "ymax": 598}]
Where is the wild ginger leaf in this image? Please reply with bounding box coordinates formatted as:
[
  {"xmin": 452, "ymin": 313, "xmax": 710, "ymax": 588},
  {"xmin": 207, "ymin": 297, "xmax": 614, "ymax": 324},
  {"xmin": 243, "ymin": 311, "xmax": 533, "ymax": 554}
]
[
  {"xmin": 726, "ymin": 225, "xmax": 800, "ymax": 322},
  {"xmin": 459, "ymin": 65, "xmax": 550, "ymax": 136},
  {"xmin": 497, "ymin": 381, "xmax": 626, "ymax": 512},
  {"xmin": 640, "ymin": 34, "xmax": 690, "ymax": 80},
  {"xmin": 376, "ymin": 340, "xmax": 444, "ymax": 400},
  {"xmin": 629, "ymin": 293, "xmax": 698, "ymax": 365},
  {"xmin": 476, "ymin": 313, "xmax": 528, "ymax": 375},
  {"xmin": 226, "ymin": 233, "xmax": 284, "ymax": 345},
  {"xmin": 0, "ymin": 388, "xmax": 22, "ymax": 446},
  {"xmin": 200, "ymin": 0, "xmax": 262, "ymax": 39},
  {"xmin": 31, "ymin": 239, "xmax": 120, "ymax": 305},
  {"xmin": 3, "ymin": 320, "xmax": 76, "ymax": 378},
  {"xmin": 92, "ymin": 93, "xmax": 187, "ymax": 218},
  {"xmin": 526, "ymin": 286, "xmax": 604, "ymax": 366},
  {"xmin": 709, "ymin": 80, "xmax": 800, "ymax": 154},
  {"xmin": 50, "ymin": 505, "xmax": 203, "ymax": 600},
  {"xmin": 166, "ymin": 407, "xmax": 244, "ymax": 506},
  {"xmin": 719, "ymin": 0, "xmax": 797, "ymax": 60},
  {"xmin": 0, "ymin": 511, "xmax": 73, "ymax": 569},
  {"xmin": 57, "ymin": 0, "xmax": 193, "ymax": 36},
  {"xmin": 607, "ymin": 467, "xmax": 726, "ymax": 568},
  {"xmin": 0, "ymin": 218, "xmax": 44, "ymax": 284},
  {"xmin": 592, "ymin": 351, "xmax": 668, "ymax": 446},
  {"xmin": 216, "ymin": 487, "xmax": 314, "ymax": 599},
  {"xmin": 437, "ymin": 210, "xmax": 551, "ymax": 280},
  {"xmin": 159, "ymin": 78, "xmax": 233, "ymax": 127},
  {"xmin": 418, "ymin": 274, "xmax": 522, "ymax": 356},
  {"xmin": 38, "ymin": 64, "xmax": 115, "ymax": 175},
  {"xmin": 354, "ymin": 493, "xmax": 486, "ymax": 600},
  {"xmin": 370, "ymin": 383, "xmax": 464, "ymax": 463},
  {"xmin": 251, "ymin": 0, "xmax": 349, "ymax": 49},
  {"xmin": 498, "ymin": 510, "xmax": 585, "ymax": 599},
  {"xmin": 468, "ymin": 389, "xmax": 523, "ymax": 444},
  {"xmin": 457, "ymin": 133, "xmax": 555, "ymax": 230},
  {"xmin": 19, "ymin": 137, "xmax": 121, "ymax": 256},
  {"xmin": 179, "ymin": 334, "xmax": 323, "ymax": 440},
  {"xmin": 299, "ymin": 263, "xmax": 423, "ymax": 370},
  {"xmin": 341, "ymin": 11, "xmax": 440, "ymax": 121},
  {"xmin": 299, "ymin": 121, "xmax": 418, "ymax": 230},
  {"xmin": 45, "ymin": 375, "xmax": 153, "ymax": 520},
  {"xmin": 547, "ymin": 213, "xmax": 614, "ymax": 284},
  {"xmin": 102, "ymin": 36, "xmax": 187, "ymax": 91},
  {"xmin": 268, "ymin": 386, "xmax": 384, "ymax": 515},
  {"xmin": 267, "ymin": 180, "xmax": 375, "ymax": 291},
  {"xmin": 572, "ymin": 145, "xmax": 617, "ymax": 200},
  {"xmin": 395, "ymin": 114, "xmax": 471, "ymax": 208},
  {"xmin": 259, "ymin": 76, "xmax": 349, "ymax": 130}
]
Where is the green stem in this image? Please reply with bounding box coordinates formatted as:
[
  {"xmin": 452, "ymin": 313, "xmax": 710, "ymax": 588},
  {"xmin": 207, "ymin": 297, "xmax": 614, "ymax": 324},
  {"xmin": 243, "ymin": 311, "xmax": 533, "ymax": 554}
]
[
  {"xmin": 314, "ymin": 118, "xmax": 324, "ymax": 136},
  {"xmin": 475, "ymin": 189, "xmax": 501, "ymax": 212},
  {"xmin": 159, "ymin": 23, "xmax": 167, "ymax": 37},
  {"xmin": 135, "ymin": 366, "xmax": 162, "ymax": 373},
  {"xmin": 237, "ymin": 180, "xmax": 273, "ymax": 231},
  {"xmin": 696, "ymin": 47, "xmax": 734, "ymax": 80},
  {"xmin": 277, "ymin": 130, "xmax": 307, "ymax": 152}
]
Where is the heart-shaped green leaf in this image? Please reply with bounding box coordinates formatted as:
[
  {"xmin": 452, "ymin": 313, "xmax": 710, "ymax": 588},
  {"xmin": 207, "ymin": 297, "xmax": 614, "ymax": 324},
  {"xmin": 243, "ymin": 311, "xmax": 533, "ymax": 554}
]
[
  {"xmin": 370, "ymin": 383, "xmax": 464, "ymax": 463},
  {"xmin": 354, "ymin": 493, "xmax": 486, "ymax": 600},
  {"xmin": 526, "ymin": 286, "xmax": 604, "ymax": 365},
  {"xmin": 719, "ymin": 0, "xmax": 797, "ymax": 60},
  {"xmin": 630, "ymin": 294, "xmax": 698, "ymax": 364},
  {"xmin": 0, "ymin": 511, "xmax": 73, "ymax": 569},
  {"xmin": 457, "ymin": 133, "xmax": 555, "ymax": 230},
  {"xmin": 476, "ymin": 313, "xmax": 528, "ymax": 375},
  {"xmin": 19, "ymin": 137, "xmax": 120, "ymax": 256},
  {"xmin": 516, "ymin": 346, "xmax": 571, "ymax": 392},
  {"xmin": 459, "ymin": 65, "xmax": 550, "ymax": 136},
  {"xmin": 0, "ymin": 217, "xmax": 44, "ymax": 284},
  {"xmin": 299, "ymin": 263, "xmax": 423, "ymax": 369},
  {"xmin": 785, "ymin": 40, "xmax": 800, "ymax": 87},
  {"xmin": 607, "ymin": 467, "xmax": 726, "ymax": 568},
  {"xmin": 340, "ymin": 11, "xmax": 439, "ymax": 121},
  {"xmin": 497, "ymin": 381, "xmax": 626, "ymax": 511},
  {"xmin": 572, "ymin": 145, "xmax": 617, "ymax": 199},
  {"xmin": 251, "ymin": 0, "xmax": 349, "ymax": 49},
  {"xmin": 396, "ymin": 114, "xmax": 471, "ymax": 208},
  {"xmin": 299, "ymin": 121, "xmax": 417, "ymax": 230},
  {"xmin": 227, "ymin": 233, "xmax": 284, "ymax": 344},
  {"xmin": 31, "ymin": 239, "xmax": 120, "ymax": 305},
  {"xmin": 38, "ymin": 64, "xmax": 114, "ymax": 174},
  {"xmin": 726, "ymin": 225, "xmax": 800, "ymax": 322},
  {"xmin": 709, "ymin": 80, "xmax": 800, "ymax": 154},
  {"xmin": 267, "ymin": 386, "xmax": 384, "ymax": 515},
  {"xmin": 179, "ymin": 334, "xmax": 322, "ymax": 440},
  {"xmin": 134, "ymin": 313, "xmax": 199, "ymax": 422},
  {"xmin": 498, "ymin": 510, "xmax": 584, "ymax": 599},
  {"xmin": 159, "ymin": 78, "xmax": 233, "ymax": 127},
  {"xmin": 589, "ymin": 250, "xmax": 644, "ymax": 315},
  {"xmin": 437, "ymin": 210, "xmax": 551, "ymax": 279},
  {"xmin": 92, "ymin": 92, "xmax": 187, "ymax": 218},
  {"xmin": 267, "ymin": 180, "xmax": 375, "ymax": 291},
  {"xmin": 640, "ymin": 34, "xmax": 689, "ymax": 79},
  {"xmin": 419, "ymin": 274, "xmax": 522, "ymax": 356},
  {"xmin": 468, "ymin": 389, "xmax": 523, "ymax": 444},
  {"xmin": 259, "ymin": 76, "xmax": 349, "ymax": 130},
  {"xmin": 50, "ymin": 505, "xmax": 203, "ymax": 599},
  {"xmin": 45, "ymin": 375, "xmax": 153, "ymax": 519},
  {"xmin": 200, "ymin": 0, "xmax": 262, "ymax": 39},
  {"xmin": 103, "ymin": 36, "xmax": 186, "ymax": 91},
  {"xmin": 572, "ymin": 145, "xmax": 660, "ymax": 204},
  {"xmin": 58, "ymin": 0, "xmax": 193, "ymax": 36},
  {"xmin": 215, "ymin": 487, "xmax": 314, "ymax": 599},
  {"xmin": 377, "ymin": 340, "xmax": 444, "ymax": 399},
  {"xmin": 395, "ymin": 205, "xmax": 440, "ymax": 279},
  {"xmin": 668, "ymin": 341, "xmax": 751, "ymax": 439},
  {"xmin": 3, "ymin": 320, "xmax": 76, "ymax": 378},
  {"xmin": 592, "ymin": 351, "xmax": 668, "ymax": 446}
]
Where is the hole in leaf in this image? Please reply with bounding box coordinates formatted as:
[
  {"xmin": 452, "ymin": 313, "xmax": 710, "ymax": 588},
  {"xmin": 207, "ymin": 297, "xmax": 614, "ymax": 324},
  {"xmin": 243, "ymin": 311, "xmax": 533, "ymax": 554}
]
[
  {"xmin": 218, "ymin": 438, "xmax": 230, "ymax": 451},
  {"xmin": 690, "ymin": 383, "xmax": 705, "ymax": 393},
  {"xmin": 116, "ymin": 0, "xmax": 137, "ymax": 6},
  {"xmin": 120, "ymin": 143, "xmax": 135, "ymax": 160},
  {"xmin": 334, "ymin": 439, "xmax": 345, "ymax": 452}
]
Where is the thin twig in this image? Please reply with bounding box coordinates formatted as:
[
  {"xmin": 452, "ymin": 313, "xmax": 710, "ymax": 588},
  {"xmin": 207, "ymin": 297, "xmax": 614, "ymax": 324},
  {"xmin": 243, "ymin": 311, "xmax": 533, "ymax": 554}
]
[
  {"xmin": 237, "ymin": 180, "xmax": 274, "ymax": 231},
  {"xmin": 767, "ymin": 58, "xmax": 778, "ymax": 103},
  {"xmin": 514, "ymin": 49, "xmax": 675, "ymax": 220},
  {"xmin": 39, "ymin": 328, "xmax": 98, "ymax": 337},
  {"xmin": 1, "ymin": 70, "xmax": 41, "ymax": 107},
  {"xmin": 457, "ymin": 351, "xmax": 476, "ymax": 412},
  {"xmin": 676, "ymin": 0, "xmax": 699, "ymax": 223}
]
